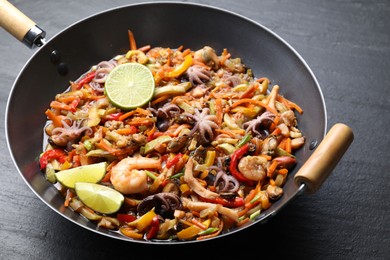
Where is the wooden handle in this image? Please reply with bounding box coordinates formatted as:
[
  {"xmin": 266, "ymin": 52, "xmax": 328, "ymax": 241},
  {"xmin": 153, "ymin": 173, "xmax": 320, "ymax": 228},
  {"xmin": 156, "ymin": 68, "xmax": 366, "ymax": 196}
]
[
  {"xmin": 294, "ymin": 123, "xmax": 354, "ymax": 193},
  {"xmin": 0, "ymin": 0, "xmax": 36, "ymax": 41}
]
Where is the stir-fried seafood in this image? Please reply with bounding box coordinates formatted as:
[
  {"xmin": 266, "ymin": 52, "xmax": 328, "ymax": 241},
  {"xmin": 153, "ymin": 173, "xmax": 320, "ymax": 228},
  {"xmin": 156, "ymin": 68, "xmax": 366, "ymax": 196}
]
[{"xmin": 41, "ymin": 32, "xmax": 305, "ymax": 241}]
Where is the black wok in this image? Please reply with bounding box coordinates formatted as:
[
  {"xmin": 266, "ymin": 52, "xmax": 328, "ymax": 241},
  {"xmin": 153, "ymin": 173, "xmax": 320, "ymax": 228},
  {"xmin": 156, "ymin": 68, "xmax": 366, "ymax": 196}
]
[{"xmin": 2, "ymin": 1, "xmax": 353, "ymax": 244}]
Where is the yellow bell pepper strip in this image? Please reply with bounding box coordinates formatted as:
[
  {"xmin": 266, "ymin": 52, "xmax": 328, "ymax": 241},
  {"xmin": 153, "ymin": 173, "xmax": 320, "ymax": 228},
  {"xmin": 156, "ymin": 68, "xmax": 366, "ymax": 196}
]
[
  {"xmin": 128, "ymin": 208, "xmax": 157, "ymax": 232},
  {"xmin": 146, "ymin": 215, "xmax": 160, "ymax": 240},
  {"xmin": 166, "ymin": 54, "xmax": 193, "ymax": 78},
  {"xmin": 229, "ymin": 143, "xmax": 255, "ymax": 186},
  {"xmin": 39, "ymin": 149, "xmax": 67, "ymax": 169},
  {"xmin": 120, "ymin": 227, "xmax": 144, "ymax": 240},
  {"xmin": 177, "ymin": 218, "xmax": 210, "ymax": 240}
]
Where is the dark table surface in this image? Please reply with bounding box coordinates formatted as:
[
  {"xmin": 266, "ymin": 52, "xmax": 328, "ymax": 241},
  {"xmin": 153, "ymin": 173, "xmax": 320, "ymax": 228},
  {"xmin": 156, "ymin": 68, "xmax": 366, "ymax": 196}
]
[{"xmin": 0, "ymin": 0, "xmax": 389, "ymax": 259}]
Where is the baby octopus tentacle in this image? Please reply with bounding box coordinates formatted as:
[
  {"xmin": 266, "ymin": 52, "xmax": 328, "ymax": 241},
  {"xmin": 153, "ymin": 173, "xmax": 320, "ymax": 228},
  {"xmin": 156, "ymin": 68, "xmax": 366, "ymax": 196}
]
[
  {"xmin": 50, "ymin": 119, "xmax": 92, "ymax": 149},
  {"xmin": 186, "ymin": 65, "xmax": 211, "ymax": 85},
  {"xmin": 92, "ymin": 60, "xmax": 117, "ymax": 84},
  {"xmin": 210, "ymin": 166, "xmax": 240, "ymax": 194},
  {"xmin": 186, "ymin": 108, "xmax": 218, "ymax": 144},
  {"xmin": 242, "ymin": 111, "xmax": 276, "ymax": 139}
]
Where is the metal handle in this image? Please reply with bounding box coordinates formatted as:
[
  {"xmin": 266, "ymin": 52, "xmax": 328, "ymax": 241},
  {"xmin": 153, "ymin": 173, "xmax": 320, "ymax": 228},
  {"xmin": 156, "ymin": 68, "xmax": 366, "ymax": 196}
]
[
  {"xmin": 0, "ymin": 0, "xmax": 46, "ymax": 48},
  {"xmin": 294, "ymin": 123, "xmax": 354, "ymax": 193}
]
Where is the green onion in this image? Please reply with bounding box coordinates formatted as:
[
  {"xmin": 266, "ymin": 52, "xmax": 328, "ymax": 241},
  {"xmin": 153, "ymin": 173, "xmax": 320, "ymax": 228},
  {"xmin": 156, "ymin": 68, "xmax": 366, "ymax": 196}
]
[
  {"xmin": 249, "ymin": 209, "xmax": 261, "ymax": 220},
  {"xmin": 170, "ymin": 172, "xmax": 184, "ymax": 179},
  {"xmin": 145, "ymin": 170, "xmax": 157, "ymax": 180},
  {"xmin": 236, "ymin": 134, "xmax": 252, "ymax": 148},
  {"xmin": 83, "ymin": 139, "xmax": 92, "ymax": 151},
  {"xmin": 198, "ymin": 227, "xmax": 219, "ymax": 235}
]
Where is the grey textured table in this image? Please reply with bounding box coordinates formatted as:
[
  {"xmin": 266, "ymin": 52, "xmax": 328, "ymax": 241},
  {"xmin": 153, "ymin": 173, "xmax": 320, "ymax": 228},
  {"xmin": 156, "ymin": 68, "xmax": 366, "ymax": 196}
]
[{"xmin": 0, "ymin": 0, "xmax": 389, "ymax": 259}]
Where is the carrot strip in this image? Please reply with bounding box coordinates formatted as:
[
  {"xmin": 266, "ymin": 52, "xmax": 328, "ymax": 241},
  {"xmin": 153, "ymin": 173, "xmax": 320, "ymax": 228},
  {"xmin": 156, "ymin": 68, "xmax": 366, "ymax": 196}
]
[
  {"xmin": 215, "ymin": 98, "xmax": 223, "ymax": 126},
  {"xmin": 214, "ymin": 129, "xmax": 237, "ymax": 138},
  {"xmin": 138, "ymin": 45, "xmax": 151, "ymax": 52},
  {"xmin": 101, "ymin": 170, "xmax": 112, "ymax": 183},
  {"xmin": 285, "ymin": 137, "xmax": 292, "ymax": 154},
  {"xmin": 57, "ymin": 95, "xmax": 79, "ymax": 103},
  {"xmin": 95, "ymin": 139, "xmax": 119, "ymax": 154},
  {"xmin": 276, "ymin": 95, "xmax": 303, "ymax": 114},
  {"xmin": 239, "ymin": 83, "xmax": 258, "ymax": 99},
  {"xmin": 64, "ymin": 189, "xmax": 75, "ymax": 207},
  {"xmin": 128, "ymin": 30, "xmax": 137, "ymax": 50},
  {"xmin": 116, "ymin": 127, "xmax": 137, "ymax": 135},
  {"xmin": 260, "ymin": 154, "xmax": 272, "ymax": 161},
  {"xmin": 231, "ymin": 98, "xmax": 278, "ymax": 115},
  {"xmin": 181, "ymin": 48, "xmax": 191, "ymax": 57},
  {"xmin": 118, "ymin": 110, "xmax": 137, "ymax": 121},
  {"xmin": 279, "ymin": 168, "xmax": 289, "ymax": 175},
  {"xmin": 270, "ymin": 125, "xmax": 281, "ymax": 136},
  {"xmin": 267, "ymin": 160, "xmax": 279, "ymax": 177},
  {"xmin": 45, "ymin": 109, "xmax": 63, "ymax": 127},
  {"xmin": 151, "ymin": 94, "xmax": 170, "ymax": 106},
  {"xmin": 278, "ymin": 138, "xmax": 287, "ymax": 150},
  {"xmin": 237, "ymin": 217, "xmax": 250, "ymax": 227},
  {"xmin": 191, "ymin": 219, "xmax": 207, "ymax": 230}
]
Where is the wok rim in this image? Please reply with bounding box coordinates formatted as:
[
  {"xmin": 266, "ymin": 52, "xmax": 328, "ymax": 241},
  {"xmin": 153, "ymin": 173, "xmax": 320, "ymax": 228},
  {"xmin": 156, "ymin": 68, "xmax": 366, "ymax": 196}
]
[{"xmin": 5, "ymin": 1, "xmax": 327, "ymax": 244}]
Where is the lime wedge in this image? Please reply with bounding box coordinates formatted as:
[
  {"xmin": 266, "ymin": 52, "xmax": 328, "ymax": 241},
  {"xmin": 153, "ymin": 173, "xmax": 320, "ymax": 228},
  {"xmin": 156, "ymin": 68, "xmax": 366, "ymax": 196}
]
[
  {"xmin": 75, "ymin": 182, "xmax": 124, "ymax": 214},
  {"xmin": 105, "ymin": 63, "xmax": 155, "ymax": 110},
  {"xmin": 54, "ymin": 162, "xmax": 107, "ymax": 188}
]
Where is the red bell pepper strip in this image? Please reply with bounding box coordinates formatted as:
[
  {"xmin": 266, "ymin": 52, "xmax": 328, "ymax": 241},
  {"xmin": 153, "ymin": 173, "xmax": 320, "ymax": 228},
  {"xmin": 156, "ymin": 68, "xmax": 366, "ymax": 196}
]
[
  {"xmin": 76, "ymin": 71, "xmax": 96, "ymax": 90},
  {"xmin": 166, "ymin": 153, "xmax": 183, "ymax": 169},
  {"xmin": 146, "ymin": 215, "xmax": 160, "ymax": 240},
  {"xmin": 105, "ymin": 112, "xmax": 124, "ymax": 121},
  {"xmin": 117, "ymin": 213, "xmax": 137, "ymax": 223},
  {"xmin": 229, "ymin": 143, "xmax": 255, "ymax": 186},
  {"xmin": 39, "ymin": 149, "xmax": 67, "ymax": 169},
  {"xmin": 199, "ymin": 196, "xmax": 245, "ymax": 208}
]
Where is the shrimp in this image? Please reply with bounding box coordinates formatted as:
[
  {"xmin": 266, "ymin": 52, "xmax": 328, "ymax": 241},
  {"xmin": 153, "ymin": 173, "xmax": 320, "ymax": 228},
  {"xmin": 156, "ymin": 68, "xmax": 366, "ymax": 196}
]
[
  {"xmin": 110, "ymin": 154, "xmax": 161, "ymax": 194},
  {"xmin": 237, "ymin": 155, "xmax": 268, "ymax": 181}
]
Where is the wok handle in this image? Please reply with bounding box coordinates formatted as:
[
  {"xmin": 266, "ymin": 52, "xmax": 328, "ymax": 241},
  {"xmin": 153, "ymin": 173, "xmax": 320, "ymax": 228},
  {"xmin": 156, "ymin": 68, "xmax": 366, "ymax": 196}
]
[
  {"xmin": 294, "ymin": 123, "xmax": 354, "ymax": 193},
  {"xmin": 0, "ymin": 0, "xmax": 46, "ymax": 48}
]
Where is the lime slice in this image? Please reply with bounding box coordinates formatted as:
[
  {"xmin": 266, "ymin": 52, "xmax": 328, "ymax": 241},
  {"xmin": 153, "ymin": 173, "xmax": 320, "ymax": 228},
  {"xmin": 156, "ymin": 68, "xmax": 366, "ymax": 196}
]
[
  {"xmin": 54, "ymin": 162, "xmax": 107, "ymax": 189},
  {"xmin": 75, "ymin": 182, "xmax": 124, "ymax": 214},
  {"xmin": 105, "ymin": 63, "xmax": 155, "ymax": 110}
]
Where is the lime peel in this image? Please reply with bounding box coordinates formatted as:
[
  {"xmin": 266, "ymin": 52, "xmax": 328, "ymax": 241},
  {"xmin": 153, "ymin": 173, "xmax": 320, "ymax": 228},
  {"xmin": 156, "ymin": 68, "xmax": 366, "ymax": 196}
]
[
  {"xmin": 75, "ymin": 182, "xmax": 124, "ymax": 214},
  {"xmin": 105, "ymin": 63, "xmax": 155, "ymax": 110},
  {"xmin": 54, "ymin": 162, "xmax": 107, "ymax": 188}
]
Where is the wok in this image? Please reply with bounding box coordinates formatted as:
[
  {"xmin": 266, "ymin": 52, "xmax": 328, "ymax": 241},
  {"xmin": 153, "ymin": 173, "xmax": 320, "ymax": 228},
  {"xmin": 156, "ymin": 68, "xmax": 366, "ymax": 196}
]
[{"xmin": 2, "ymin": 1, "xmax": 353, "ymax": 244}]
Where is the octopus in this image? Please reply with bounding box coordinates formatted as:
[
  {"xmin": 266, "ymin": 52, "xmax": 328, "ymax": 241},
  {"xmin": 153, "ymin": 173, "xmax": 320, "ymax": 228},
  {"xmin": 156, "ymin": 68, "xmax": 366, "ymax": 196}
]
[
  {"xmin": 93, "ymin": 60, "xmax": 116, "ymax": 83},
  {"xmin": 186, "ymin": 65, "xmax": 211, "ymax": 85},
  {"xmin": 50, "ymin": 119, "xmax": 92, "ymax": 150},
  {"xmin": 89, "ymin": 60, "xmax": 117, "ymax": 92},
  {"xmin": 148, "ymin": 103, "xmax": 181, "ymax": 131},
  {"xmin": 210, "ymin": 166, "xmax": 240, "ymax": 195},
  {"xmin": 184, "ymin": 158, "xmax": 219, "ymax": 199},
  {"xmin": 242, "ymin": 111, "xmax": 276, "ymax": 139},
  {"xmin": 137, "ymin": 193, "xmax": 182, "ymax": 218},
  {"xmin": 185, "ymin": 108, "xmax": 219, "ymax": 144}
]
